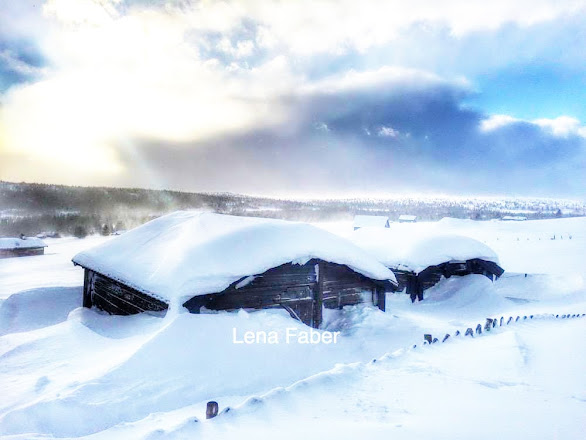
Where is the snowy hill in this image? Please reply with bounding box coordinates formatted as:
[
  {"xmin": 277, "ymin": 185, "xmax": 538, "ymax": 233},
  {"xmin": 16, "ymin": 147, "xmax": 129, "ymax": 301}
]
[{"xmin": 0, "ymin": 216, "xmax": 585, "ymax": 439}]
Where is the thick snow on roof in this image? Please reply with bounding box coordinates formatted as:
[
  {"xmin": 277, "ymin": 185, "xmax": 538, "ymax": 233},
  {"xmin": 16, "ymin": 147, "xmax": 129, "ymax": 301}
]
[
  {"xmin": 0, "ymin": 237, "xmax": 47, "ymax": 250},
  {"xmin": 353, "ymin": 215, "xmax": 389, "ymax": 228},
  {"xmin": 72, "ymin": 212, "xmax": 395, "ymax": 304},
  {"xmin": 501, "ymin": 215, "xmax": 527, "ymax": 221},
  {"xmin": 350, "ymin": 228, "xmax": 499, "ymax": 273},
  {"xmin": 398, "ymin": 214, "xmax": 417, "ymax": 222}
]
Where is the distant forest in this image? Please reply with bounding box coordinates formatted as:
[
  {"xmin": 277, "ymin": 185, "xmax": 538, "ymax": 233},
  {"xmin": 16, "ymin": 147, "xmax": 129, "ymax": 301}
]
[{"xmin": 1, "ymin": 181, "xmax": 584, "ymax": 237}]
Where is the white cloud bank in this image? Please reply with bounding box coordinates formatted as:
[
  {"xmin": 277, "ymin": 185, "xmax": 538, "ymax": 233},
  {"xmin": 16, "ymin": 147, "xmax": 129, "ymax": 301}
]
[
  {"xmin": 1, "ymin": 0, "xmax": 585, "ymax": 187},
  {"xmin": 481, "ymin": 114, "xmax": 586, "ymax": 138}
]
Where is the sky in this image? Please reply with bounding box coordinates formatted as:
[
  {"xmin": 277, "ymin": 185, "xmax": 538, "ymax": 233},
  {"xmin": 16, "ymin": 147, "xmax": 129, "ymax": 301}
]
[{"xmin": 0, "ymin": 0, "xmax": 585, "ymax": 199}]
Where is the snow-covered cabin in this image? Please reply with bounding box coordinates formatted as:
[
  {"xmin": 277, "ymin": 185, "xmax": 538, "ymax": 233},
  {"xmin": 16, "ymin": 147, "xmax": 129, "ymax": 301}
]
[
  {"xmin": 398, "ymin": 215, "xmax": 417, "ymax": 223},
  {"xmin": 72, "ymin": 212, "xmax": 397, "ymax": 328},
  {"xmin": 0, "ymin": 236, "xmax": 47, "ymax": 258},
  {"xmin": 350, "ymin": 230, "xmax": 504, "ymax": 302},
  {"xmin": 501, "ymin": 215, "xmax": 527, "ymax": 221},
  {"xmin": 353, "ymin": 215, "xmax": 390, "ymax": 230}
]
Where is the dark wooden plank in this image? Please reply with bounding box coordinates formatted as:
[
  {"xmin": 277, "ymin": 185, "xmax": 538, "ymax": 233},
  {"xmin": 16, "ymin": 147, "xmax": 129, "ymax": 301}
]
[
  {"xmin": 313, "ymin": 261, "xmax": 324, "ymax": 328},
  {"xmin": 82, "ymin": 269, "xmax": 93, "ymax": 308},
  {"xmin": 90, "ymin": 272, "xmax": 167, "ymax": 315}
]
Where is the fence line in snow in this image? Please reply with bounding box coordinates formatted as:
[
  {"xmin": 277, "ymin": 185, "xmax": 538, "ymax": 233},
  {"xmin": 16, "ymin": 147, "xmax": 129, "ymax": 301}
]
[{"xmin": 416, "ymin": 312, "xmax": 586, "ymax": 348}]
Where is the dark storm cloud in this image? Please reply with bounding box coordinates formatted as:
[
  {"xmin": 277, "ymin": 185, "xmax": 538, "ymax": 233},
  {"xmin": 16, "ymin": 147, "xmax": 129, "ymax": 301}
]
[{"xmin": 118, "ymin": 77, "xmax": 586, "ymax": 197}]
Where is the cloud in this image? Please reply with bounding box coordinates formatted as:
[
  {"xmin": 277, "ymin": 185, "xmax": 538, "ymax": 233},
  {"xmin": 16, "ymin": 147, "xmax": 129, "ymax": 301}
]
[
  {"xmin": 0, "ymin": 50, "xmax": 46, "ymax": 77},
  {"xmin": 482, "ymin": 114, "xmax": 586, "ymax": 138},
  {"xmin": 533, "ymin": 116, "xmax": 586, "ymax": 138},
  {"xmin": 1, "ymin": 0, "xmax": 585, "ymax": 197},
  {"xmin": 378, "ymin": 126, "xmax": 399, "ymax": 138},
  {"xmin": 105, "ymin": 72, "xmax": 586, "ymax": 198}
]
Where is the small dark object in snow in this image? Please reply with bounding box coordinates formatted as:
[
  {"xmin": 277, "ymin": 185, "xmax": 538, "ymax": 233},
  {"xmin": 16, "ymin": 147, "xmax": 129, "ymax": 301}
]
[
  {"xmin": 432, "ymin": 338, "xmax": 438, "ymax": 344},
  {"xmin": 442, "ymin": 334, "xmax": 450, "ymax": 343},
  {"xmin": 455, "ymin": 330, "xmax": 461, "ymax": 336},
  {"xmin": 556, "ymin": 315, "xmax": 559, "ymax": 318},
  {"xmin": 465, "ymin": 328, "xmax": 474, "ymax": 337},
  {"xmin": 248, "ymin": 397, "xmax": 264, "ymax": 405},
  {"xmin": 413, "ymin": 345, "xmax": 417, "ymax": 349},
  {"xmin": 530, "ymin": 315, "xmax": 534, "ymax": 319},
  {"xmin": 485, "ymin": 319, "xmax": 493, "ymax": 331},
  {"xmin": 507, "ymin": 317, "xmax": 513, "ymax": 325},
  {"xmin": 523, "ymin": 316, "xmax": 527, "ymax": 320},
  {"xmin": 515, "ymin": 316, "xmax": 520, "ymax": 322},
  {"xmin": 424, "ymin": 334, "xmax": 433, "ymax": 344},
  {"xmin": 500, "ymin": 317, "xmax": 504, "ymax": 326},
  {"xmin": 475, "ymin": 324, "xmax": 482, "ymax": 334},
  {"xmin": 206, "ymin": 401, "xmax": 219, "ymax": 419}
]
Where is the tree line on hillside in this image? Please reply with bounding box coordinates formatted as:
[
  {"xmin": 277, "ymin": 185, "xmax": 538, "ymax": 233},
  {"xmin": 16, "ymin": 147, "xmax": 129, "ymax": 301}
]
[{"xmin": 1, "ymin": 181, "xmax": 584, "ymax": 238}]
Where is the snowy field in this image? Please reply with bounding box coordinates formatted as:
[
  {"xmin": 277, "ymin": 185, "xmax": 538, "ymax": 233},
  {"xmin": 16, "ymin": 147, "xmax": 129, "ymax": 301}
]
[{"xmin": 0, "ymin": 217, "xmax": 585, "ymax": 439}]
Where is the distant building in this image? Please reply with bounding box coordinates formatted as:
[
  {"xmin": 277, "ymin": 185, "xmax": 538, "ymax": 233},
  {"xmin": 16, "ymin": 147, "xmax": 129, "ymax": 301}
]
[
  {"xmin": 73, "ymin": 212, "xmax": 397, "ymax": 329},
  {"xmin": 398, "ymin": 215, "xmax": 417, "ymax": 223},
  {"xmin": 501, "ymin": 216, "xmax": 527, "ymax": 221},
  {"xmin": 353, "ymin": 215, "xmax": 390, "ymax": 230},
  {"xmin": 0, "ymin": 237, "xmax": 47, "ymax": 259}
]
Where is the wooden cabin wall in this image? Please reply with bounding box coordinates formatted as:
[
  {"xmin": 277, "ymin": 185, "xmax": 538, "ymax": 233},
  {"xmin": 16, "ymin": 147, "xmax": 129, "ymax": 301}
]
[
  {"xmin": 396, "ymin": 259, "xmax": 504, "ymax": 302},
  {"xmin": 183, "ymin": 259, "xmax": 388, "ymax": 328},
  {"xmin": 0, "ymin": 248, "xmax": 45, "ymax": 258},
  {"xmin": 82, "ymin": 269, "xmax": 168, "ymax": 315},
  {"xmin": 81, "ymin": 260, "xmax": 390, "ymax": 328},
  {"xmin": 184, "ymin": 262, "xmax": 317, "ymax": 326}
]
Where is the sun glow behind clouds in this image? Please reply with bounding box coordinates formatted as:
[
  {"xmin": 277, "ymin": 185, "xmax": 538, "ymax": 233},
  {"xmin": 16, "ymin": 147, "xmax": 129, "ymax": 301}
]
[
  {"xmin": 0, "ymin": 0, "xmax": 293, "ymax": 181},
  {"xmin": 1, "ymin": 0, "xmax": 585, "ymax": 194}
]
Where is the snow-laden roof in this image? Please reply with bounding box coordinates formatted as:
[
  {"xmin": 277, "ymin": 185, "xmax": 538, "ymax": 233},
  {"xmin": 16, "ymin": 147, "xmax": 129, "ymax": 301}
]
[
  {"xmin": 501, "ymin": 215, "xmax": 527, "ymax": 221},
  {"xmin": 353, "ymin": 215, "xmax": 389, "ymax": 229},
  {"xmin": 0, "ymin": 237, "xmax": 47, "ymax": 250},
  {"xmin": 350, "ymin": 228, "xmax": 499, "ymax": 273},
  {"xmin": 72, "ymin": 212, "xmax": 396, "ymax": 305},
  {"xmin": 398, "ymin": 215, "xmax": 417, "ymax": 222}
]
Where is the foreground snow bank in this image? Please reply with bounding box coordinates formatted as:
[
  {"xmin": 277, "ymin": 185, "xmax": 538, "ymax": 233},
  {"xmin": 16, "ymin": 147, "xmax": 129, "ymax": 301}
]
[
  {"xmin": 0, "ymin": 305, "xmax": 407, "ymax": 438},
  {"xmin": 0, "ymin": 286, "xmax": 80, "ymax": 335},
  {"xmin": 54, "ymin": 317, "xmax": 586, "ymax": 440}
]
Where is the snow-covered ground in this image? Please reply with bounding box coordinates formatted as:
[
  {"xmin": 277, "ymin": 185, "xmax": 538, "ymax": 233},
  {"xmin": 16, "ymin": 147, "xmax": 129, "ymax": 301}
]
[{"xmin": 0, "ymin": 217, "xmax": 585, "ymax": 439}]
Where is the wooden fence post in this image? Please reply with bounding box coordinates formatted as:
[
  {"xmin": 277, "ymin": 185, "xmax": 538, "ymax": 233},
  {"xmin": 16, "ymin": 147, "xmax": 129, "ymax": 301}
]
[{"xmin": 206, "ymin": 401, "xmax": 219, "ymax": 419}]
